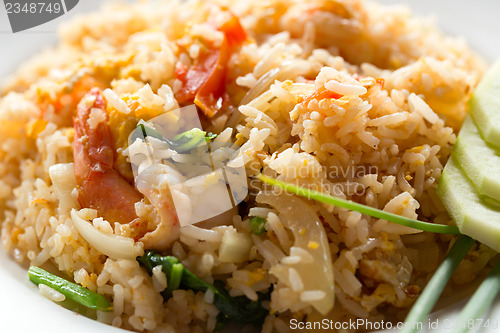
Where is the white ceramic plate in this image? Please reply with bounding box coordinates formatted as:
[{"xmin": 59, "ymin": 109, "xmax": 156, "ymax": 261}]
[{"xmin": 1, "ymin": 1, "xmax": 500, "ymax": 332}]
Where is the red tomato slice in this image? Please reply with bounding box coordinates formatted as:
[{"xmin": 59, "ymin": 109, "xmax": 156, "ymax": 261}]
[
  {"xmin": 300, "ymin": 87, "xmax": 343, "ymax": 108},
  {"xmin": 174, "ymin": 13, "xmax": 247, "ymax": 118}
]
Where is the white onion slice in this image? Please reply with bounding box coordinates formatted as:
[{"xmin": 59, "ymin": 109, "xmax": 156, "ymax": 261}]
[
  {"xmin": 70, "ymin": 209, "xmax": 144, "ymax": 260},
  {"xmin": 257, "ymin": 192, "xmax": 334, "ymax": 315}
]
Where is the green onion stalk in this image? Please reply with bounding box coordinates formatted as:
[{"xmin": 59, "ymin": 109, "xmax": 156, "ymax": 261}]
[{"xmin": 257, "ymin": 174, "xmax": 461, "ymax": 234}]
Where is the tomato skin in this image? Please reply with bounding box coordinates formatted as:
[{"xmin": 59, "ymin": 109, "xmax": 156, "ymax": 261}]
[
  {"xmin": 174, "ymin": 13, "xmax": 247, "ymax": 118},
  {"xmin": 194, "ymin": 39, "xmax": 229, "ymax": 118},
  {"xmin": 219, "ymin": 14, "xmax": 247, "ymax": 48},
  {"xmin": 174, "ymin": 48, "xmax": 222, "ymax": 106},
  {"xmin": 36, "ymin": 75, "xmax": 103, "ymax": 126},
  {"xmin": 174, "ymin": 62, "xmax": 190, "ymax": 101},
  {"xmin": 299, "ymin": 87, "xmax": 343, "ymax": 108}
]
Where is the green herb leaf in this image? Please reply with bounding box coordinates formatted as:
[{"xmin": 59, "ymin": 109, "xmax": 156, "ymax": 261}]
[
  {"xmin": 131, "ymin": 123, "xmax": 166, "ymax": 143},
  {"xmin": 205, "ymin": 132, "xmax": 217, "ymax": 142},
  {"xmin": 401, "ymin": 235, "xmax": 475, "ymax": 333},
  {"xmin": 168, "ymin": 263, "xmax": 183, "ymax": 293},
  {"xmin": 137, "ymin": 252, "xmax": 269, "ymax": 327},
  {"xmin": 28, "ymin": 266, "xmax": 113, "ymax": 312},
  {"xmin": 170, "ymin": 128, "xmax": 207, "ymax": 152},
  {"xmin": 257, "ymin": 174, "xmax": 461, "ymax": 235},
  {"xmin": 249, "ymin": 216, "xmax": 266, "ymax": 235},
  {"xmin": 131, "ymin": 124, "xmax": 217, "ymax": 153}
]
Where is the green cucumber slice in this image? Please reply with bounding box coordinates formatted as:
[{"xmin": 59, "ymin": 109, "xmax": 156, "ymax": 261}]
[
  {"xmin": 437, "ymin": 157, "xmax": 500, "ymax": 252},
  {"xmin": 469, "ymin": 59, "xmax": 500, "ymax": 148},
  {"xmin": 453, "ymin": 116, "xmax": 500, "ymax": 202}
]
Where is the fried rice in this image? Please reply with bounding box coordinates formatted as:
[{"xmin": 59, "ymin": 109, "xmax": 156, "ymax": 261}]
[{"xmin": 0, "ymin": 0, "xmax": 495, "ymax": 332}]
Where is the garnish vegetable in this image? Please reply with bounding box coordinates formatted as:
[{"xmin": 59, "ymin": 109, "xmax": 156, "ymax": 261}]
[
  {"xmin": 452, "ymin": 116, "xmax": 500, "ymax": 203},
  {"xmin": 132, "ymin": 123, "xmax": 217, "ymax": 153},
  {"xmin": 169, "ymin": 128, "xmax": 213, "ymax": 152},
  {"xmin": 455, "ymin": 261, "xmax": 500, "ymax": 333},
  {"xmin": 28, "ymin": 266, "xmax": 113, "ymax": 312},
  {"xmin": 249, "ymin": 216, "xmax": 266, "ymax": 235},
  {"xmin": 137, "ymin": 251, "xmax": 269, "ymax": 327},
  {"xmin": 401, "ymin": 235, "xmax": 475, "ymax": 333},
  {"xmin": 257, "ymin": 174, "xmax": 460, "ymax": 234},
  {"xmin": 175, "ymin": 13, "xmax": 247, "ymax": 117},
  {"xmin": 438, "ymin": 156, "xmax": 500, "ymax": 251},
  {"xmin": 469, "ymin": 59, "xmax": 500, "ymax": 148},
  {"xmin": 433, "ymin": 60, "xmax": 500, "ymax": 329}
]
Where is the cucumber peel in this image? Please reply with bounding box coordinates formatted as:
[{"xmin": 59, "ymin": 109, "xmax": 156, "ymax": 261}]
[
  {"xmin": 469, "ymin": 59, "xmax": 500, "ymax": 148},
  {"xmin": 453, "ymin": 116, "xmax": 500, "ymax": 202},
  {"xmin": 437, "ymin": 157, "xmax": 500, "ymax": 251}
]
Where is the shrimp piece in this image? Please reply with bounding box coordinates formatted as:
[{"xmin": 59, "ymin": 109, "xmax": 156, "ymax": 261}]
[
  {"xmin": 74, "ymin": 89, "xmax": 180, "ymax": 249},
  {"xmin": 135, "ymin": 164, "xmax": 180, "ymax": 250},
  {"xmin": 73, "ymin": 88, "xmax": 143, "ymax": 225}
]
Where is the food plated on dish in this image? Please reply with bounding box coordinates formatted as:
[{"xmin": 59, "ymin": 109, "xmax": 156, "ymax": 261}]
[{"xmin": 1, "ymin": 0, "xmax": 499, "ymax": 332}]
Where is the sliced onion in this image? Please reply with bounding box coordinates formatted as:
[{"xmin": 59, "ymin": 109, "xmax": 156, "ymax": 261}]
[
  {"xmin": 257, "ymin": 191, "xmax": 334, "ymax": 315},
  {"xmin": 70, "ymin": 209, "xmax": 143, "ymax": 260}
]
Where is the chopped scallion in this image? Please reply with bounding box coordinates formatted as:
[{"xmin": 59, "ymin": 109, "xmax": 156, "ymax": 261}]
[
  {"xmin": 205, "ymin": 132, "xmax": 217, "ymax": 142},
  {"xmin": 249, "ymin": 216, "xmax": 266, "ymax": 235},
  {"xmin": 454, "ymin": 260, "xmax": 500, "ymax": 333},
  {"xmin": 131, "ymin": 123, "xmax": 166, "ymax": 143},
  {"xmin": 131, "ymin": 124, "xmax": 217, "ymax": 153},
  {"xmin": 170, "ymin": 128, "xmax": 206, "ymax": 152},
  {"xmin": 401, "ymin": 235, "xmax": 475, "ymax": 333},
  {"xmin": 28, "ymin": 266, "xmax": 112, "ymax": 312},
  {"xmin": 169, "ymin": 128, "xmax": 217, "ymax": 152},
  {"xmin": 137, "ymin": 252, "xmax": 269, "ymax": 327},
  {"xmin": 168, "ymin": 263, "xmax": 183, "ymax": 294},
  {"xmin": 257, "ymin": 174, "xmax": 461, "ymax": 234}
]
